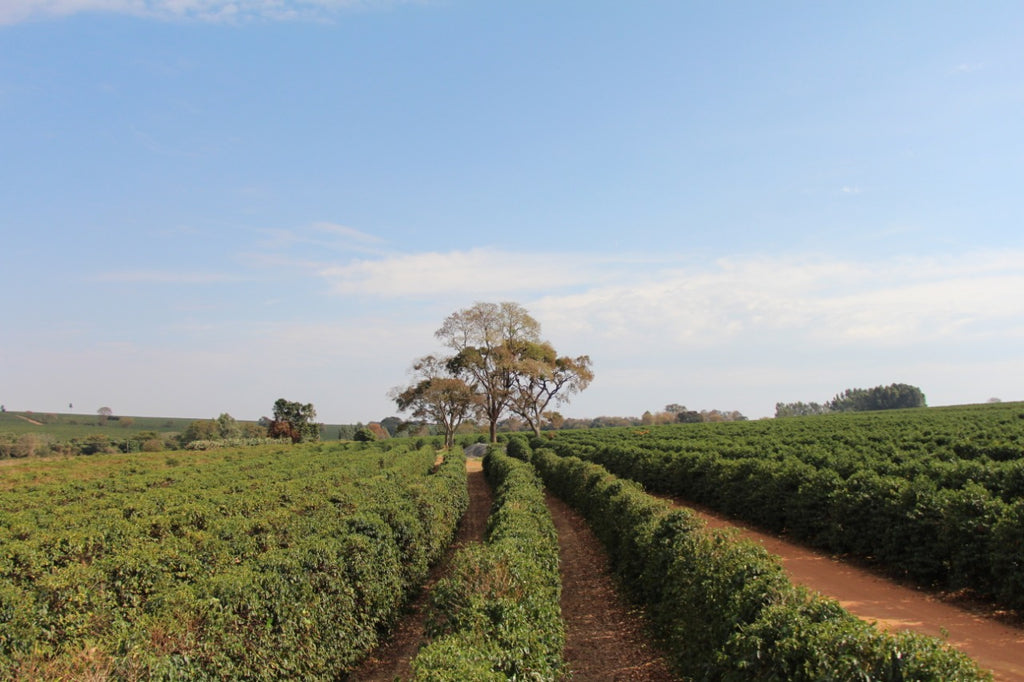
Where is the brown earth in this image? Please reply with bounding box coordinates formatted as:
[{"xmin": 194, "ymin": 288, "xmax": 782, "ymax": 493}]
[
  {"xmin": 546, "ymin": 492, "xmax": 677, "ymax": 681},
  {"xmin": 347, "ymin": 457, "xmax": 493, "ymax": 681},
  {"xmin": 350, "ymin": 457, "xmax": 678, "ymax": 681},
  {"xmin": 351, "ymin": 459, "xmax": 1024, "ymax": 680},
  {"xmin": 680, "ymin": 499, "xmax": 1024, "ymax": 681}
]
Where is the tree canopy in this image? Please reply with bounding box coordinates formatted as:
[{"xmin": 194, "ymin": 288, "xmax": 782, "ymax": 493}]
[
  {"xmin": 391, "ymin": 355, "xmax": 478, "ymax": 449},
  {"xmin": 394, "ymin": 302, "xmax": 593, "ymax": 443},
  {"xmin": 776, "ymin": 383, "xmax": 927, "ymax": 417},
  {"xmin": 269, "ymin": 398, "xmax": 321, "ymax": 443},
  {"xmin": 827, "ymin": 383, "xmax": 927, "ymax": 412}
]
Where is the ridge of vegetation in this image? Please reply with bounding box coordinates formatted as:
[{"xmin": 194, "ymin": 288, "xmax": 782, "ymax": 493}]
[
  {"xmin": 411, "ymin": 447, "xmax": 565, "ymax": 680},
  {"xmin": 530, "ymin": 445, "xmax": 991, "ymax": 680}
]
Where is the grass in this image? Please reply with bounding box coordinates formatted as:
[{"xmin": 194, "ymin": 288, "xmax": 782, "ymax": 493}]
[{"xmin": 0, "ymin": 411, "xmax": 363, "ymax": 442}]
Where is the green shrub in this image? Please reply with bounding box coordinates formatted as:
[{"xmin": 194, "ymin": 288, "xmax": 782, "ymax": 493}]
[
  {"xmin": 413, "ymin": 450, "xmax": 564, "ymax": 680},
  {"xmin": 533, "ymin": 450, "xmax": 989, "ymax": 681}
]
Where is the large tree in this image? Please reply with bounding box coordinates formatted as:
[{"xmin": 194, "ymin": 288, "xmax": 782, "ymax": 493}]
[
  {"xmin": 508, "ymin": 340, "xmax": 593, "ymax": 436},
  {"xmin": 433, "ymin": 301, "xmax": 593, "ymax": 442},
  {"xmin": 436, "ymin": 302, "xmax": 542, "ymax": 443},
  {"xmin": 391, "ymin": 355, "xmax": 479, "ymax": 449}
]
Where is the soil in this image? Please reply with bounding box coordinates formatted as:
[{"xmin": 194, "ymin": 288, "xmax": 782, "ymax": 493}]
[
  {"xmin": 347, "ymin": 457, "xmax": 493, "ymax": 681},
  {"xmin": 546, "ymin": 492, "xmax": 677, "ymax": 681},
  {"xmin": 680, "ymin": 499, "xmax": 1024, "ymax": 682},
  {"xmin": 352, "ymin": 459, "xmax": 1024, "ymax": 681}
]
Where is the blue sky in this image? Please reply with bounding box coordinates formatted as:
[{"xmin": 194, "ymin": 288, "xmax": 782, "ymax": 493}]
[{"xmin": 2, "ymin": 1, "xmax": 1022, "ymax": 423}]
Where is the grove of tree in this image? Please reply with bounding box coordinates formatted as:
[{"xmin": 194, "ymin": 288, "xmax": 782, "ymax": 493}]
[
  {"xmin": 776, "ymin": 383, "xmax": 927, "ymax": 417},
  {"xmin": 393, "ymin": 302, "xmax": 593, "ymax": 444}
]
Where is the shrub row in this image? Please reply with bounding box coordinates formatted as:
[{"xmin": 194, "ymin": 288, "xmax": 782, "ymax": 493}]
[
  {"xmin": 543, "ymin": 435, "xmax": 1024, "ymax": 611},
  {"xmin": 531, "ymin": 448, "xmax": 990, "ymax": 681},
  {"xmin": 411, "ymin": 447, "xmax": 564, "ymax": 680},
  {"xmin": 0, "ymin": 443, "xmax": 468, "ymax": 679}
]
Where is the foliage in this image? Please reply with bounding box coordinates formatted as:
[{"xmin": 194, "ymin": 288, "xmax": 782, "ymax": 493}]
[
  {"xmin": 531, "ymin": 448, "xmax": 989, "ymax": 680},
  {"xmin": 425, "ymin": 301, "xmax": 592, "ymax": 443},
  {"xmin": 413, "ymin": 448, "xmax": 565, "ymax": 680},
  {"xmin": 539, "ymin": 402, "xmax": 1024, "ymax": 611},
  {"xmin": 508, "ymin": 341, "xmax": 593, "ymax": 437},
  {"xmin": 435, "ymin": 302, "xmax": 542, "ymax": 443},
  {"xmin": 392, "ymin": 355, "xmax": 479, "ymax": 449},
  {"xmin": 774, "ymin": 401, "xmax": 831, "ymax": 418},
  {"xmin": 270, "ymin": 398, "xmax": 321, "ymax": 443},
  {"xmin": 353, "ymin": 427, "xmax": 377, "ymax": 442},
  {"xmin": 0, "ymin": 442, "xmax": 468, "ymax": 678},
  {"xmin": 828, "ymin": 382, "xmax": 927, "ymax": 412}
]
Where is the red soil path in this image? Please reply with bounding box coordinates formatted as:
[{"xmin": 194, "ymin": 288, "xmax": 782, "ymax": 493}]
[
  {"xmin": 352, "ymin": 458, "xmax": 1024, "ymax": 680},
  {"xmin": 685, "ymin": 501, "xmax": 1024, "ymax": 681}
]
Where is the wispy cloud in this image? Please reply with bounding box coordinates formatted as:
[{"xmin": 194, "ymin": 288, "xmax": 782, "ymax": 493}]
[
  {"xmin": 950, "ymin": 62, "xmax": 983, "ymax": 75},
  {"xmin": 253, "ymin": 222, "xmax": 387, "ymax": 256},
  {"xmin": 0, "ymin": 0, "xmax": 405, "ymax": 25},
  {"xmin": 92, "ymin": 270, "xmax": 247, "ymax": 283},
  {"xmin": 312, "ymin": 221, "xmax": 383, "ymax": 244},
  {"xmin": 529, "ymin": 250, "xmax": 1024, "ymax": 351},
  {"xmin": 317, "ymin": 247, "xmax": 629, "ymax": 298}
]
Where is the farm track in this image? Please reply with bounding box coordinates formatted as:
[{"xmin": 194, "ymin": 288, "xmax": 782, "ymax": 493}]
[
  {"xmin": 546, "ymin": 491, "xmax": 677, "ymax": 681},
  {"xmin": 673, "ymin": 497, "xmax": 1024, "ymax": 682},
  {"xmin": 351, "ymin": 455, "xmax": 1024, "ymax": 680},
  {"xmin": 348, "ymin": 457, "xmax": 493, "ymax": 681},
  {"xmin": 350, "ymin": 456, "xmax": 680, "ymax": 681}
]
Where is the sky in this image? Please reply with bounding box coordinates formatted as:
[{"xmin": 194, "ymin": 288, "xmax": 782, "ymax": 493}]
[{"xmin": 2, "ymin": 1, "xmax": 1022, "ymax": 423}]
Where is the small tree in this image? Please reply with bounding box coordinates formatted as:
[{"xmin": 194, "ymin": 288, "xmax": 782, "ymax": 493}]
[
  {"xmin": 270, "ymin": 398, "xmax": 321, "ymax": 443},
  {"xmin": 392, "ymin": 355, "xmax": 479, "ymax": 449},
  {"xmin": 353, "ymin": 427, "xmax": 377, "ymax": 443},
  {"xmin": 217, "ymin": 413, "xmax": 241, "ymax": 439},
  {"xmin": 180, "ymin": 420, "xmax": 220, "ymax": 446}
]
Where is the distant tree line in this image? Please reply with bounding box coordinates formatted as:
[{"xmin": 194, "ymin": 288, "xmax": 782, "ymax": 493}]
[{"xmin": 776, "ymin": 383, "xmax": 926, "ymax": 418}]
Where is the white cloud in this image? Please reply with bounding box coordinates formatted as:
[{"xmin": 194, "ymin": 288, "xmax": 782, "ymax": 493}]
[
  {"xmin": 16, "ymin": 247, "xmax": 1021, "ymax": 423},
  {"xmin": 528, "ymin": 249, "xmax": 1024, "ymax": 352},
  {"xmin": 318, "ymin": 247, "xmax": 627, "ymax": 298},
  {"xmin": 311, "ymin": 247, "xmax": 1024, "ymax": 353},
  {"xmin": 0, "ymin": 0, "xmax": 399, "ymax": 25}
]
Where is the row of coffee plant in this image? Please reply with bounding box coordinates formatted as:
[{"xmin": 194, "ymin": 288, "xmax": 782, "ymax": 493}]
[
  {"xmin": 0, "ymin": 441, "xmax": 467, "ymax": 679},
  {"xmin": 530, "ymin": 447, "xmax": 990, "ymax": 680},
  {"xmin": 411, "ymin": 447, "xmax": 565, "ymax": 680},
  {"xmin": 536, "ymin": 402, "xmax": 1024, "ymax": 610}
]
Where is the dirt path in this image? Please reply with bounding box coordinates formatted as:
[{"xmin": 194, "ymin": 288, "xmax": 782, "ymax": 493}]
[
  {"xmin": 546, "ymin": 492, "xmax": 677, "ymax": 681},
  {"xmin": 348, "ymin": 458, "xmax": 492, "ymax": 681},
  {"xmin": 681, "ymin": 500, "xmax": 1024, "ymax": 681}
]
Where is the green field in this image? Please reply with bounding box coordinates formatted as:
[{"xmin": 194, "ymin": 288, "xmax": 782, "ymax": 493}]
[
  {"xmin": 0, "ymin": 439, "xmax": 468, "ymax": 678},
  {"xmin": 0, "ymin": 411, "xmax": 197, "ymax": 439},
  {"xmin": 538, "ymin": 401, "xmax": 1024, "ymax": 611},
  {"xmin": 0, "ymin": 403, "xmax": 1017, "ymax": 679},
  {"xmin": 0, "ymin": 411, "xmax": 365, "ymax": 456}
]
